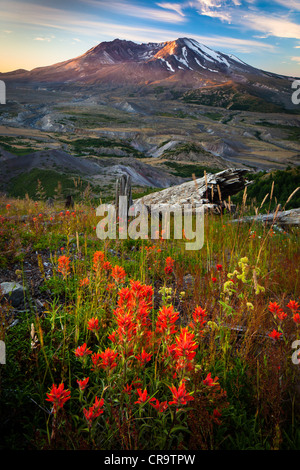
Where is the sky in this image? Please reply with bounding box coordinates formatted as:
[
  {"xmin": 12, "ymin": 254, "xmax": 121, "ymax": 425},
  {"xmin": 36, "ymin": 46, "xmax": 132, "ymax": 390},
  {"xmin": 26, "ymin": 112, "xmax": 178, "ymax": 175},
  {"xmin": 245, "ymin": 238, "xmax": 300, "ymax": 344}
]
[{"xmin": 0, "ymin": 0, "xmax": 300, "ymax": 76}]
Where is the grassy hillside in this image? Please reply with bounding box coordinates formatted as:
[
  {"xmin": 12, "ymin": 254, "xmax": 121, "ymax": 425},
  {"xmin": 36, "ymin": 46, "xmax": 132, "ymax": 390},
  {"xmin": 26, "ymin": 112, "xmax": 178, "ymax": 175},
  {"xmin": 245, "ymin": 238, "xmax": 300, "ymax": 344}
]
[{"xmin": 182, "ymin": 83, "xmax": 291, "ymax": 113}]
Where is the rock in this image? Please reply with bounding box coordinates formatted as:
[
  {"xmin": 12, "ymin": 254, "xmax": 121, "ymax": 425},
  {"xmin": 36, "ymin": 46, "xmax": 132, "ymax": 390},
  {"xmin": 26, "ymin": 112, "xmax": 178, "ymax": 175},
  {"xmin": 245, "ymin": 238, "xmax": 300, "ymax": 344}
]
[
  {"xmin": 0, "ymin": 282, "xmax": 25, "ymax": 307},
  {"xmin": 183, "ymin": 274, "xmax": 195, "ymax": 289}
]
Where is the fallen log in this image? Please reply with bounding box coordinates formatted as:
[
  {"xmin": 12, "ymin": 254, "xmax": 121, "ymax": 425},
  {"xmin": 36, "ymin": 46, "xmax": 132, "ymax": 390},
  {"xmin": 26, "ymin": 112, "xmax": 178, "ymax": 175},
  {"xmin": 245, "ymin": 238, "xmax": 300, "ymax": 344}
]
[
  {"xmin": 133, "ymin": 168, "xmax": 250, "ymax": 210},
  {"xmin": 230, "ymin": 207, "xmax": 300, "ymax": 226}
]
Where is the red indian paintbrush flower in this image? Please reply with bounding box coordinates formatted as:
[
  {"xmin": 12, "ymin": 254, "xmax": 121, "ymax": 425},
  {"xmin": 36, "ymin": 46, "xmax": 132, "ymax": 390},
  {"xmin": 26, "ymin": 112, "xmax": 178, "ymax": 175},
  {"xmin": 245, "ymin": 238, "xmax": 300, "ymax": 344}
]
[
  {"xmin": 164, "ymin": 256, "xmax": 174, "ymax": 275},
  {"xmin": 123, "ymin": 383, "xmax": 133, "ymax": 395},
  {"xmin": 268, "ymin": 329, "xmax": 282, "ymax": 340},
  {"xmin": 212, "ymin": 408, "xmax": 222, "ymax": 425},
  {"xmin": 172, "ymin": 327, "xmax": 198, "ymax": 361},
  {"xmin": 268, "ymin": 301, "xmax": 287, "ymax": 320},
  {"xmin": 156, "ymin": 305, "xmax": 179, "ymax": 336},
  {"xmin": 99, "ymin": 348, "xmax": 118, "ymax": 370},
  {"xmin": 190, "ymin": 306, "xmax": 207, "ymax": 331},
  {"xmin": 80, "ymin": 277, "xmax": 90, "ymax": 287},
  {"xmin": 57, "ymin": 255, "xmax": 70, "ymax": 279},
  {"xmin": 92, "ymin": 349, "xmax": 118, "ymax": 371},
  {"xmin": 87, "ymin": 317, "xmax": 100, "ymax": 333},
  {"xmin": 46, "ymin": 382, "xmax": 71, "ymax": 415},
  {"xmin": 77, "ymin": 377, "xmax": 89, "ymax": 391},
  {"xmin": 168, "ymin": 381, "xmax": 194, "ymax": 407},
  {"xmin": 135, "ymin": 349, "xmax": 152, "ymax": 365},
  {"xmin": 287, "ymin": 300, "xmax": 300, "ymax": 313},
  {"xmin": 103, "ymin": 260, "xmax": 112, "ymax": 271},
  {"xmin": 75, "ymin": 343, "xmax": 92, "ymax": 358},
  {"xmin": 150, "ymin": 398, "xmax": 168, "ymax": 412},
  {"xmin": 292, "ymin": 313, "xmax": 300, "ymax": 325},
  {"xmin": 203, "ymin": 372, "xmax": 219, "ymax": 387},
  {"xmin": 134, "ymin": 388, "xmax": 155, "ymax": 405},
  {"xmin": 83, "ymin": 396, "xmax": 104, "ymax": 427},
  {"xmin": 111, "ymin": 265, "xmax": 126, "ymax": 283},
  {"xmin": 93, "ymin": 251, "xmax": 105, "ymax": 273}
]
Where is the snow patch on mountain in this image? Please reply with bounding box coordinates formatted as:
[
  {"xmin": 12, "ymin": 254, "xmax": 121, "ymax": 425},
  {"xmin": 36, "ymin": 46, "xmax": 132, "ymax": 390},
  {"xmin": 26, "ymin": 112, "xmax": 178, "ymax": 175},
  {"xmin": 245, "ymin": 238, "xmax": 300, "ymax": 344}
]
[
  {"xmin": 159, "ymin": 58, "xmax": 175, "ymax": 72},
  {"xmin": 184, "ymin": 39, "xmax": 230, "ymax": 67}
]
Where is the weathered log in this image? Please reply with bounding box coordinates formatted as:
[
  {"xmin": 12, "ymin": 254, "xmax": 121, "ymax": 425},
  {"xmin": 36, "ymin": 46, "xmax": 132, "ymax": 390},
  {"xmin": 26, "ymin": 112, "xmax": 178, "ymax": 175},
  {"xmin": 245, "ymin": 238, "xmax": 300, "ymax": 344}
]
[
  {"xmin": 133, "ymin": 168, "xmax": 250, "ymax": 210},
  {"xmin": 230, "ymin": 208, "xmax": 300, "ymax": 226}
]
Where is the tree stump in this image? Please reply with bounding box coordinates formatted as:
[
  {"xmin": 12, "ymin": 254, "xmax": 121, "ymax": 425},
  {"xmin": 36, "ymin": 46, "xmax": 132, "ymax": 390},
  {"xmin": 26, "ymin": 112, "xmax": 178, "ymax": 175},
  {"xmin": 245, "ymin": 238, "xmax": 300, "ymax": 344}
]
[{"xmin": 115, "ymin": 174, "xmax": 132, "ymax": 220}]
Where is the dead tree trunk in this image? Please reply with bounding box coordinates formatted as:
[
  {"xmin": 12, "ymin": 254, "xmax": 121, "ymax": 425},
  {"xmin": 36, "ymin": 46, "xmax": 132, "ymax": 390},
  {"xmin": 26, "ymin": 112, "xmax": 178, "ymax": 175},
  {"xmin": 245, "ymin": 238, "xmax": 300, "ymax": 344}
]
[{"xmin": 115, "ymin": 174, "xmax": 132, "ymax": 220}]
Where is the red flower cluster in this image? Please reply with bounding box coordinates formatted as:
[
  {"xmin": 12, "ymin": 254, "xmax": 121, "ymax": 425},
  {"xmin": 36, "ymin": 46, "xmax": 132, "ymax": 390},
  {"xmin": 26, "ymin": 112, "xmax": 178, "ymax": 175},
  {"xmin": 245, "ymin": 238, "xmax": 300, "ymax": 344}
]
[
  {"xmin": 111, "ymin": 265, "xmax": 126, "ymax": 283},
  {"xmin": 203, "ymin": 372, "xmax": 219, "ymax": 387},
  {"xmin": 168, "ymin": 380, "xmax": 194, "ymax": 409},
  {"xmin": 150, "ymin": 398, "xmax": 168, "ymax": 412},
  {"xmin": 87, "ymin": 317, "xmax": 100, "ymax": 333},
  {"xmin": 268, "ymin": 301, "xmax": 287, "ymax": 321},
  {"xmin": 57, "ymin": 255, "xmax": 70, "ymax": 279},
  {"xmin": 172, "ymin": 327, "xmax": 198, "ymax": 362},
  {"xmin": 189, "ymin": 306, "xmax": 207, "ymax": 336},
  {"xmin": 134, "ymin": 388, "xmax": 155, "ymax": 405},
  {"xmin": 287, "ymin": 300, "xmax": 300, "ymax": 312},
  {"xmin": 135, "ymin": 349, "xmax": 152, "ymax": 365},
  {"xmin": 109, "ymin": 280, "xmax": 154, "ymax": 357},
  {"xmin": 77, "ymin": 377, "xmax": 89, "ymax": 391},
  {"xmin": 93, "ymin": 251, "xmax": 105, "ymax": 273},
  {"xmin": 164, "ymin": 257, "xmax": 175, "ymax": 275},
  {"xmin": 75, "ymin": 343, "xmax": 92, "ymax": 358},
  {"xmin": 268, "ymin": 299, "xmax": 300, "ymax": 324},
  {"xmin": 80, "ymin": 277, "xmax": 90, "ymax": 287},
  {"xmin": 268, "ymin": 329, "xmax": 282, "ymax": 341},
  {"xmin": 156, "ymin": 305, "xmax": 179, "ymax": 337},
  {"xmin": 91, "ymin": 348, "xmax": 118, "ymax": 372},
  {"xmin": 46, "ymin": 382, "xmax": 71, "ymax": 415},
  {"xmin": 83, "ymin": 396, "xmax": 104, "ymax": 426}
]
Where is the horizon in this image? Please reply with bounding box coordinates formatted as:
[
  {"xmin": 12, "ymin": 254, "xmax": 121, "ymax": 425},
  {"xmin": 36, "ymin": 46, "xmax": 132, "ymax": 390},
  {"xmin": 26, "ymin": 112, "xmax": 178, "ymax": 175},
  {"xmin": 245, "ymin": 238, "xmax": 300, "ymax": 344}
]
[{"xmin": 1, "ymin": 0, "xmax": 300, "ymax": 76}]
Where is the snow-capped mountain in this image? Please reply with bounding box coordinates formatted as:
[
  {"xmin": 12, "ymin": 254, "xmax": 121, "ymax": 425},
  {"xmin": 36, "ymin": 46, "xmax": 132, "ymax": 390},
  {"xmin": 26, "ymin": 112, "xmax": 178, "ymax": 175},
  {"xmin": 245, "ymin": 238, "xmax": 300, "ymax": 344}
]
[
  {"xmin": 2, "ymin": 37, "xmax": 296, "ymax": 113},
  {"xmin": 1, "ymin": 37, "xmax": 281, "ymax": 85}
]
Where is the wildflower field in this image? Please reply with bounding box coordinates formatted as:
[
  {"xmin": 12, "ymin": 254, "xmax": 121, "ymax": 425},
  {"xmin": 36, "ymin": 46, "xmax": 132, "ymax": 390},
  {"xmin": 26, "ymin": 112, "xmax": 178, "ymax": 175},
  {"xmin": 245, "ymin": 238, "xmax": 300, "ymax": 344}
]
[{"xmin": 0, "ymin": 194, "xmax": 299, "ymax": 451}]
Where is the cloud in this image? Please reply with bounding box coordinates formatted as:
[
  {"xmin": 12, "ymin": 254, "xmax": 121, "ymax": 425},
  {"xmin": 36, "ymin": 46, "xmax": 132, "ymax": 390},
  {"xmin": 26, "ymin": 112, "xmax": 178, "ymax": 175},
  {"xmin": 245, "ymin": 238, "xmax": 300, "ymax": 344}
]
[
  {"xmin": 273, "ymin": 0, "xmax": 300, "ymax": 11},
  {"xmin": 291, "ymin": 56, "xmax": 300, "ymax": 62},
  {"xmin": 34, "ymin": 37, "xmax": 52, "ymax": 42},
  {"xmin": 242, "ymin": 13, "xmax": 300, "ymax": 39},
  {"xmin": 200, "ymin": 9, "xmax": 232, "ymax": 22},
  {"xmin": 0, "ymin": 0, "xmax": 276, "ymax": 56},
  {"xmin": 86, "ymin": 0, "xmax": 187, "ymax": 23},
  {"xmin": 156, "ymin": 2, "xmax": 185, "ymax": 17}
]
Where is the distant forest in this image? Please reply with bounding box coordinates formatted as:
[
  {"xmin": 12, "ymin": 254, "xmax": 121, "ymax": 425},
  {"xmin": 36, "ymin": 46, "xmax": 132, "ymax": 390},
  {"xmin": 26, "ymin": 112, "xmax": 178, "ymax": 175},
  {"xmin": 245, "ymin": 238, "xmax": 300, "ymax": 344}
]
[{"xmin": 232, "ymin": 167, "xmax": 300, "ymax": 211}]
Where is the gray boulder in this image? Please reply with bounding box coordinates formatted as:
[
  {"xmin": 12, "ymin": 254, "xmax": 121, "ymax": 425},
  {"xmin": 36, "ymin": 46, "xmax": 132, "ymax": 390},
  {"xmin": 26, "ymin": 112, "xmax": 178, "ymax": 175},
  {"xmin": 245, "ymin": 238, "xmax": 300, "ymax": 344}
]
[{"xmin": 0, "ymin": 282, "xmax": 25, "ymax": 307}]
